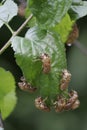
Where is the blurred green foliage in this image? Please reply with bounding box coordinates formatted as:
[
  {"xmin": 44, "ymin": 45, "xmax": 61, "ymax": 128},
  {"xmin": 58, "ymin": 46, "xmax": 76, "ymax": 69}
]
[{"xmin": 0, "ymin": 11, "xmax": 87, "ymax": 130}]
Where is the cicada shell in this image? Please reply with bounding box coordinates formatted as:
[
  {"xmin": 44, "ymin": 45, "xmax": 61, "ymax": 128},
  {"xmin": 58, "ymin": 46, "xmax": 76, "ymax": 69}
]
[
  {"xmin": 60, "ymin": 69, "xmax": 71, "ymax": 91},
  {"xmin": 71, "ymin": 99, "xmax": 80, "ymax": 110},
  {"xmin": 54, "ymin": 96, "xmax": 66, "ymax": 112},
  {"xmin": 69, "ymin": 90, "xmax": 78, "ymax": 102},
  {"xmin": 18, "ymin": 76, "xmax": 37, "ymax": 92},
  {"xmin": 64, "ymin": 90, "xmax": 80, "ymax": 111},
  {"xmin": 35, "ymin": 97, "xmax": 50, "ymax": 112},
  {"xmin": 66, "ymin": 23, "xmax": 79, "ymax": 46},
  {"xmin": 40, "ymin": 53, "xmax": 51, "ymax": 74}
]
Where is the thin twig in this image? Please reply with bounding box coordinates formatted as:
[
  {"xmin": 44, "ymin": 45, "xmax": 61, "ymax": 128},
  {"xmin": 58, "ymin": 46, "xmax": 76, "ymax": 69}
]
[
  {"xmin": 74, "ymin": 40, "xmax": 87, "ymax": 56},
  {"xmin": 0, "ymin": 14, "xmax": 33, "ymax": 55}
]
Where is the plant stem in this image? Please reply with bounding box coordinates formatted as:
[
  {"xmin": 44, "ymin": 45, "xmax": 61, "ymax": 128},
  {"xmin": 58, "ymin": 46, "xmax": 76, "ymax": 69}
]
[
  {"xmin": 0, "ymin": 14, "xmax": 33, "ymax": 55},
  {"xmin": 0, "ymin": 18, "xmax": 14, "ymax": 34},
  {"xmin": 5, "ymin": 23, "xmax": 14, "ymax": 34}
]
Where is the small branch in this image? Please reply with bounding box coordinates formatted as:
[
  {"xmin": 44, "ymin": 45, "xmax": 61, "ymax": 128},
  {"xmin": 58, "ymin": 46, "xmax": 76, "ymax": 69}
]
[{"xmin": 0, "ymin": 14, "xmax": 33, "ymax": 55}]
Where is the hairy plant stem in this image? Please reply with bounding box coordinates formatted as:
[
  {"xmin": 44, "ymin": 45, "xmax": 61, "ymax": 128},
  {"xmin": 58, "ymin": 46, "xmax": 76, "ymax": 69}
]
[{"xmin": 0, "ymin": 14, "xmax": 33, "ymax": 55}]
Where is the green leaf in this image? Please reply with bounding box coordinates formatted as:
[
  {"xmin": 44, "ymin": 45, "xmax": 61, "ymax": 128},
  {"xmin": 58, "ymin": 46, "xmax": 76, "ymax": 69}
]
[
  {"xmin": 0, "ymin": 67, "xmax": 17, "ymax": 119},
  {"xmin": 12, "ymin": 26, "xmax": 67, "ymax": 102},
  {"xmin": 1, "ymin": 91, "xmax": 17, "ymax": 119},
  {"xmin": 25, "ymin": 7, "xmax": 36, "ymax": 27},
  {"xmin": 0, "ymin": 0, "xmax": 18, "ymax": 28},
  {"xmin": 69, "ymin": 1, "xmax": 87, "ymax": 20},
  {"xmin": 29, "ymin": 0, "xmax": 72, "ymax": 28},
  {"xmin": 50, "ymin": 13, "xmax": 74, "ymax": 43}
]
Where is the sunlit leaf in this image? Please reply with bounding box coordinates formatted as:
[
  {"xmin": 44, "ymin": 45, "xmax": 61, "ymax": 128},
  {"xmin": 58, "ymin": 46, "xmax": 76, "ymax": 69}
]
[
  {"xmin": 0, "ymin": 67, "xmax": 17, "ymax": 119},
  {"xmin": 1, "ymin": 91, "xmax": 17, "ymax": 119},
  {"xmin": 50, "ymin": 13, "xmax": 74, "ymax": 43}
]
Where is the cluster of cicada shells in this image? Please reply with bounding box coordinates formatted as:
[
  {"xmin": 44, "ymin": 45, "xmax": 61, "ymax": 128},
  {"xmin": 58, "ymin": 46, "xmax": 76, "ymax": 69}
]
[
  {"xmin": 35, "ymin": 90, "xmax": 80, "ymax": 112},
  {"xmin": 18, "ymin": 52, "xmax": 80, "ymax": 112},
  {"xmin": 34, "ymin": 69, "xmax": 80, "ymax": 112},
  {"xmin": 54, "ymin": 90, "xmax": 80, "ymax": 112}
]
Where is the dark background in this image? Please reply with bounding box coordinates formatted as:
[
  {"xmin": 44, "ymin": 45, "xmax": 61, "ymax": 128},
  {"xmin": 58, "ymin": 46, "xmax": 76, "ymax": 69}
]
[{"xmin": 0, "ymin": 1, "xmax": 87, "ymax": 130}]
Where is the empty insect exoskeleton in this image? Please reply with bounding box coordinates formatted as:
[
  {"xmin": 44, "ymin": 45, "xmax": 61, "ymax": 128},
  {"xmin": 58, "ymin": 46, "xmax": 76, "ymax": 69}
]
[
  {"xmin": 60, "ymin": 69, "xmax": 71, "ymax": 90},
  {"xmin": 40, "ymin": 53, "xmax": 51, "ymax": 74},
  {"xmin": 66, "ymin": 23, "xmax": 79, "ymax": 46},
  {"xmin": 18, "ymin": 76, "xmax": 37, "ymax": 92},
  {"xmin": 54, "ymin": 90, "xmax": 80, "ymax": 112},
  {"xmin": 35, "ymin": 97, "xmax": 50, "ymax": 112},
  {"xmin": 64, "ymin": 90, "xmax": 80, "ymax": 111},
  {"xmin": 71, "ymin": 99, "xmax": 80, "ymax": 110},
  {"xmin": 54, "ymin": 96, "xmax": 66, "ymax": 112}
]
